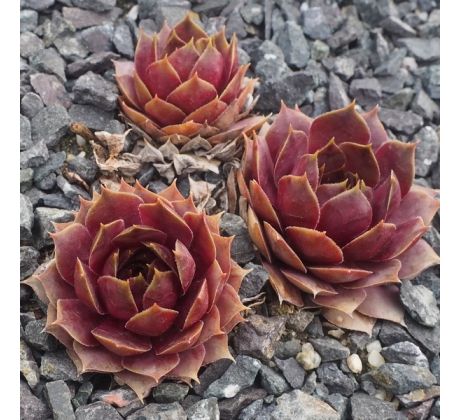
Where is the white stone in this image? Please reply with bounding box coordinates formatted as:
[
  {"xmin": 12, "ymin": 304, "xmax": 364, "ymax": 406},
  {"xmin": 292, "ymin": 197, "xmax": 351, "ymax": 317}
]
[
  {"xmin": 366, "ymin": 340, "xmax": 382, "ymax": 353},
  {"xmin": 347, "ymin": 354, "xmax": 362, "ymax": 374},
  {"xmin": 328, "ymin": 329, "xmax": 345, "ymax": 339},
  {"xmin": 368, "ymin": 350, "xmax": 385, "ymax": 368},
  {"xmin": 296, "ymin": 343, "xmax": 321, "ymax": 371}
]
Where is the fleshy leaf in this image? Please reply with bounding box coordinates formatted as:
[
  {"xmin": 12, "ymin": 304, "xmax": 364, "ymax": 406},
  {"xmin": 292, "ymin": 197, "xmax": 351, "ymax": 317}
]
[
  {"xmin": 262, "ymin": 262, "xmax": 304, "ymax": 307},
  {"xmin": 98, "ymin": 276, "xmax": 138, "ymax": 321},
  {"xmin": 143, "ymin": 269, "xmax": 179, "ymax": 310},
  {"xmin": 203, "ymin": 334, "xmax": 234, "ymax": 364},
  {"xmin": 281, "ymin": 268, "xmax": 338, "ymax": 297},
  {"xmin": 73, "ymin": 341, "xmax": 123, "ymax": 373},
  {"xmin": 397, "ymin": 239, "xmax": 440, "ymax": 280},
  {"xmin": 357, "ymin": 285, "xmax": 405, "ymax": 325},
  {"xmin": 89, "ymin": 220, "xmax": 125, "ymax": 273},
  {"xmin": 173, "ymin": 240, "xmax": 196, "ymax": 294},
  {"xmin": 322, "ymin": 309, "xmax": 375, "ymax": 335},
  {"xmin": 340, "ymin": 142, "xmax": 380, "ymax": 187},
  {"xmin": 122, "ymin": 351, "xmax": 180, "ymax": 381},
  {"xmin": 152, "ymin": 321, "xmax": 204, "ymax": 355},
  {"xmin": 312, "ymin": 288, "xmax": 367, "ymax": 315},
  {"xmin": 126, "ymin": 303, "xmax": 179, "ymax": 337},
  {"xmin": 74, "ymin": 259, "xmax": 104, "ymax": 314}
]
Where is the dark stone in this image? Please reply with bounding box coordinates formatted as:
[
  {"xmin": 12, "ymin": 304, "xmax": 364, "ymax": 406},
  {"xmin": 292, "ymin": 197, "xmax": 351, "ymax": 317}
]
[
  {"xmin": 20, "ymin": 194, "xmax": 34, "ymax": 242},
  {"xmin": 72, "ymin": 0, "xmax": 116, "ymax": 12},
  {"xmin": 62, "ymin": 7, "xmax": 122, "ymax": 30},
  {"xmin": 316, "ymin": 363, "xmax": 358, "ymax": 397},
  {"xmin": 405, "ymin": 315, "xmax": 440, "ymax": 355},
  {"xmin": 91, "ymin": 387, "xmax": 137, "ymax": 407},
  {"xmin": 31, "ymin": 104, "xmax": 71, "ymax": 147},
  {"xmin": 21, "ymin": 92, "xmax": 44, "ymax": 119},
  {"xmin": 67, "ymin": 52, "xmax": 120, "ymax": 79},
  {"xmin": 126, "ymin": 402, "xmax": 186, "ymax": 420},
  {"xmin": 275, "ymin": 21, "xmax": 309, "ymax": 68},
  {"xmin": 414, "ymin": 126, "xmax": 439, "ymax": 177},
  {"xmin": 274, "ymin": 357, "xmax": 306, "ymax": 389},
  {"xmin": 286, "ymin": 310, "xmax": 314, "ymax": 333},
  {"xmin": 348, "ymin": 332, "xmax": 373, "ymax": 353},
  {"xmin": 205, "ymin": 355, "xmax": 262, "ymax": 399},
  {"xmin": 76, "ymin": 402, "xmax": 123, "ymax": 420},
  {"xmin": 382, "ymin": 16, "xmax": 417, "ymax": 37},
  {"xmin": 220, "ymin": 213, "xmax": 255, "ymax": 264},
  {"xmin": 193, "ymin": 358, "xmax": 233, "ymax": 396},
  {"xmin": 45, "ymin": 380, "xmax": 75, "ymax": 420},
  {"xmin": 66, "ymin": 155, "xmax": 99, "ymax": 184},
  {"xmin": 400, "ymin": 38, "xmax": 440, "ymax": 62},
  {"xmin": 21, "ymin": 140, "xmax": 49, "ymax": 169},
  {"xmin": 379, "ymin": 321, "xmax": 414, "ymax": 346},
  {"xmin": 34, "ymin": 151, "xmax": 66, "ymax": 185},
  {"xmin": 379, "ymin": 107, "xmax": 424, "ymax": 135},
  {"xmin": 369, "ymin": 363, "xmax": 436, "ymax": 394},
  {"xmin": 400, "ymin": 280, "xmax": 439, "ymax": 327},
  {"xmin": 233, "ymin": 315, "xmax": 286, "ymax": 361},
  {"xmin": 20, "ymin": 380, "xmax": 51, "ymax": 420},
  {"xmin": 328, "ymin": 17, "xmax": 364, "ymax": 50},
  {"xmin": 40, "ymin": 350, "xmax": 81, "ymax": 381},
  {"xmin": 186, "ymin": 397, "xmax": 220, "ymax": 420},
  {"xmin": 218, "ymin": 387, "xmax": 267, "ymax": 420},
  {"xmin": 72, "ymin": 382, "xmax": 94, "ymax": 409},
  {"xmin": 20, "ymin": 246, "xmax": 40, "ymax": 280},
  {"xmin": 301, "ymin": 7, "xmax": 333, "ymax": 40},
  {"xmin": 24, "ymin": 319, "xmax": 58, "ymax": 352},
  {"xmin": 151, "ymin": 383, "xmax": 189, "ymax": 403},
  {"xmin": 30, "ymin": 48, "xmax": 66, "ymax": 82},
  {"xmin": 412, "ymin": 89, "xmax": 439, "ymax": 121},
  {"xmin": 420, "ymin": 65, "xmax": 440, "ymax": 99},
  {"xmin": 259, "ymin": 364, "xmax": 290, "ymax": 396},
  {"xmin": 20, "ymin": 31, "xmax": 44, "ymax": 58},
  {"xmin": 382, "ymin": 88, "xmax": 415, "ymax": 111},
  {"xmin": 381, "ymin": 341, "xmax": 429, "ymax": 368},
  {"xmin": 306, "ymin": 315, "xmax": 324, "ymax": 337},
  {"xmin": 23, "ymin": 0, "xmax": 55, "ymax": 11},
  {"xmin": 413, "ymin": 267, "xmax": 440, "ymax": 302},
  {"xmin": 113, "ymin": 23, "xmax": 134, "ymax": 58},
  {"xmin": 69, "ymin": 104, "xmax": 114, "ymax": 131},
  {"xmin": 54, "ymin": 35, "xmax": 89, "ymax": 61},
  {"xmin": 79, "ymin": 24, "xmax": 114, "ymax": 54},
  {"xmin": 325, "ymin": 393, "xmax": 348, "ymax": 420},
  {"xmin": 21, "ymin": 168, "xmax": 34, "ymax": 193},
  {"xmin": 274, "ymin": 339, "xmax": 302, "ymax": 359},
  {"xmin": 239, "ymin": 263, "xmax": 269, "ymax": 299},
  {"xmin": 374, "ymin": 48, "xmax": 407, "ymax": 77},
  {"xmin": 238, "ymin": 399, "xmax": 264, "ymax": 420},
  {"xmin": 240, "ymin": 3, "xmax": 264, "ymax": 25},
  {"xmin": 397, "ymin": 385, "xmax": 440, "ymax": 408},
  {"xmin": 350, "ymin": 392, "xmax": 405, "ymax": 420},
  {"xmin": 349, "ymin": 78, "xmax": 382, "ymax": 107},
  {"xmin": 73, "ymin": 71, "xmax": 118, "ymax": 111},
  {"xmin": 310, "ymin": 337, "xmax": 350, "ymax": 362},
  {"xmin": 21, "ymin": 114, "xmax": 33, "ymax": 151},
  {"xmin": 56, "ymin": 175, "xmax": 91, "ymax": 204}
]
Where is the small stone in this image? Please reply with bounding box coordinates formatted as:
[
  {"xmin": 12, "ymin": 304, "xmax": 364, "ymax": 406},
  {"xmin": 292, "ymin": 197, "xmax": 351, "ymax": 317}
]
[
  {"xmin": 412, "ymin": 89, "xmax": 439, "ymax": 121},
  {"xmin": 72, "ymin": 0, "xmax": 116, "ymax": 12},
  {"xmin": 126, "ymin": 402, "xmax": 186, "ymax": 420},
  {"xmin": 311, "ymin": 40, "xmax": 330, "ymax": 61},
  {"xmin": 400, "ymin": 280, "xmax": 439, "ymax": 327},
  {"xmin": 220, "ymin": 213, "xmax": 255, "ymax": 264},
  {"xmin": 66, "ymin": 154, "xmax": 98, "ymax": 184},
  {"xmin": 69, "ymin": 104, "xmax": 114, "ymax": 131},
  {"xmin": 382, "ymin": 88, "xmax": 415, "ymax": 111},
  {"xmin": 397, "ymin": 385, "xmax": 440, "ymax": 408},
  {"xmin": 186, "ymin": 397, "xmax": 219, "ymax": 420},
  {"xmin": 379, "ymin": 321, "xmax": 413, "ymax": 346},
  {"xmin": 73, "ymin": 382, "xmax": 94, "ymax": 409},
  {"xmin": 366, "ymin": 340, "xmax": 382, "ymax": 353},
  {"xmin": 113, "ymin": 23, "xmax": 134, "ymax": 58},
  {"xmin": 23, "ymin": 0, "xmax": 55, "ymax": 11},
  {"xmin": 420, "ymin": 65, "xmax": 440, "ymax": 99},
  {"xmin": 34, "ymin": 151, "xmax": 66, "ymax": 184},
  {"xmin": 20, "ymin": 380, "xmax": 51, "ymax": 420},
  {"xmin": 325, "ymin": 393, "xmax": 348, "ymax": 420},
  {"xmin": 46, "ymin": 380, "xmax": 75, "ymax": 420},
  {"xmin": 310, "ymin": 337, "xmax": 350, "ymax": 362},
  {"xmin": 240, "ymin": 4, "xmax": 263, "ymax": 25},
  {"xmin": 275, "ymin": 357, "xmax": 306, "ymax": 389},
  {"xmin": 375, "ymin": 48, "xmax": 407, "ymax": 77},
  {"xmin": 20, "ymin": 31, "xmax": 44, "ymax": 58},
  {"xmin": 349, "ymin": 78, "xmax": 382, "ymax": 107},
  {"xmin": 354, "ymin": 0, "xmax": 396, "ymax": 25},
  {"xmin": 31, "ymin": 104, "xmax": 71, "ymax": 147},
  {"xmin": 21, "ymin": 93, "xmax": 44, "ymax": 120},
  {"xmin": 20, "ymin": 245, "xmax": 39, "ymax": 279},
  {"xmin": 367, "ymin": 350, "xmax": 385, "ymax": 368},
  {"xmin": 62, "ymin": 6, "xmax": 121, "ymax": 30},
  {"xmin": 67, "ymin": 51, "xmax": 120, "ymax": 78},
  {"xmin": 205, "ymin": 355, "xmax": 262, "ymax": 399},
  {"xmin": 306, "ymin": 315, "xmax": 324, "ymax": 337},
  {"xmin": 117, "ymin": 400, "xmax": 144, "ymax": 417},
  {"xmin": 21, "ymin": 10, "xmax": 38, "ymax": 33},
  {"xmin": 30, "ymin": 48, "xmax": 66, "ymax": 82},
  {"xmin": 379, "ymin": 107, "xmax": 424, "ymax": 135},
  {"xmin": 296, "ymin": 343, "xmax": 321, "ymax": 371},
  {"xmin": 20, "ymin": 339, "xmax": 40, "ymax": 389},
  {"xmin": 56, "ymin": 175, "xmax": 91, "ymax": 204},
  {"xmin": 431, "ymin": 354, "xmax": 440, "ymax": 383},
  {"xmin": 151, "ymin": 382, "xmax": 189, "ymax": 403},
  {"xmin": 218, "ymin": 387, "xmax": 267, "ymax": 419},
  {"xmin": 405, "ymin": 315, "xmax": 440, "ymax": 354},
  {"xmin": 382, "ymin": 16, "xmax": 417, "ymax": 37},
  {"xmin": 350, "ymin": 392, "xmax": 405, "ymax": 420},
  {"xmin": 233, "ymin": 315, "xmax": 286, "ymax": 361},
  {"xmin": 20, "ymin": 115, "xmax": 32, "ymax": 151},
  {"xmin": 328, "ymin": 16, "xmax": 364, "ymax": 50},
  {"xmin": 40, "ymin": 350, "xmax": 81, "ymax": 381},
  {"xmin": 286, "ymin": 310, "xmax": 314, "ymax": 333},
  {"xmin": 238, "ymin": 399, "xmax": 264, "ymax": 420},
  {"xmin": 271, "ymin": 390, "xmax": 340, "ymax": 419},
  {"xmin": 331, "ymin": 57, "xmax": 356, "ymax": 81},
  {"xmin": 76, "ymin": 402, "xmax": 123, "ymax": 420},
  {"xmin": 239, "ymin": 263, "xmax": 268, "ymax": 299},
  {"xmin": 24, "ymin": 318, "xmax": 58, "ymax": 351},
  {"xmin": 79, "ymin": 24, "xmax": 114, "ymax": 54},
  {"xmin": 400, "ymin": 37, "xmax": 440, "ymax": 62},
  {"xmin": 413, "ymin": 126, "xmax": 439, "ymax": 177},
  {"xmin": 275, "ymin": 339, "xmax": 302, "ymax": 359},
  {"xmin": 316, "ymin": 362, "xmax": 358, "ymax": 396},
  {"xmin": 328, "ymin": 73, "xmax": 351, "ymax": 109},
  {"xmin": 275, "ymin": 21, "xmax": 310, "ymax": 68},
  {"xmin": 20, "ymin": 140, "xmax": 49, "ymax": 169},
  {"xmin": 73, "ymin": 71, "xmax": 118, "ymax": 111},
  {"xmin": 369, "ymin": 363, "xmax": 437, "ymax": 394},
  {"xmin": 92, "ymin": 387, "xmax": 137, "ymax": 408},
  {"xmin": 381, "ymin": 341, "xmax": 429, "ymax": 370},
  {"xmin": 347, "ymin": 354, "xmax": 363, "ymax": 374},
  {"xmin": 193, "ymin": 358, "xmax": 233, "ymax": 396},
  {"xmin": 20, "ymin": 194, "xmax": 34, "ymax": 242},
  {"xmin": 259, "ymin": 364, "xmax": 290, "ymax": 396},
  {"xmin": 301, "ymin": 7, "xmax": 333, "ymax": 40}
]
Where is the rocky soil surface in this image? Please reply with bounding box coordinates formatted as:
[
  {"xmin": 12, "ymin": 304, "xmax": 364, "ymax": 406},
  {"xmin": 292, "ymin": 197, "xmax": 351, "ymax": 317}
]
[{"xmin": 20, "ymin": 0, "xmax": 440, "ymax": 419}]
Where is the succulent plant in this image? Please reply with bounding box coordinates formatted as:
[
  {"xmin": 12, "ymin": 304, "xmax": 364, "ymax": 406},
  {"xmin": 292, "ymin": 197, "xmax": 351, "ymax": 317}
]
[
  {"xmin": 24, "ymin": 181, "xmax": 248, "ymax": 399},
  {"xmin": 238, "ymin": 102, "xmax": 439, "ymax": 334},
  {"xmin": 114, "ymin": 13, "xmax": 264, "ymax": 146}
]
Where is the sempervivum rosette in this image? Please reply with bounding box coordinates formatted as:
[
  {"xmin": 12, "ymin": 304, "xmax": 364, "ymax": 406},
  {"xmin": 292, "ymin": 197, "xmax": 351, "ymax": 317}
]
[
  {"xmin": 114, "ymin": 13, "xmax": 264, "ymax": 147},
  {"xmin": 238, "ymin": 102, "xmax": 439, "ymax": 334},
  {"xmin": 24, "ymin": 181, "xmax": 248, "ymax": 399}
]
